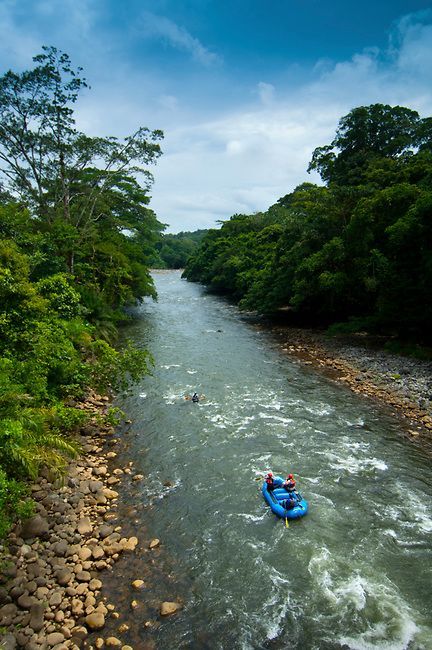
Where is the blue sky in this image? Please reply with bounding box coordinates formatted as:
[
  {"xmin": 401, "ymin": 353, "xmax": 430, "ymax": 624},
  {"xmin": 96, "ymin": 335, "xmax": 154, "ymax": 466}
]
[{"xmin": 1, "ymin": 1, "xmax": 432, "ymax": 232}]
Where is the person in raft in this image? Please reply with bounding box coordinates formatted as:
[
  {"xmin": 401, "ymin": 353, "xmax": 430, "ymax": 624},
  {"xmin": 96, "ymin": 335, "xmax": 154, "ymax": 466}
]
[
  {"xmin": 192, "ymin": 392, "xmax": 199, "ymax": 403},
  {"xmin": 283, "ymin": 474, "xmax": 297, "ymax": 492},
  {"xmin": 283, "ymin": 495, "xmax": 297, "ymax": 510},
  {"xmin": 265, "ymin": 472, "xmax": 275, "ymax": 491}
]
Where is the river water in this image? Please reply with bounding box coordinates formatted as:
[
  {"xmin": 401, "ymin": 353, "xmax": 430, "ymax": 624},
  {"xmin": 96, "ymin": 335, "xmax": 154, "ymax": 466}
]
[{"xmin": 111, "ymin": 270, "xmax": 432, "ymax": 650}]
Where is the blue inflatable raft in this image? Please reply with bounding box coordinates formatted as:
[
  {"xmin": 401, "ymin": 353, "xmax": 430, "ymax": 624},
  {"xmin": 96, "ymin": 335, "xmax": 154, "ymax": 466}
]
[{"xmin": 262, "ymin": 476, "xmax": 308, "ymax": 520}]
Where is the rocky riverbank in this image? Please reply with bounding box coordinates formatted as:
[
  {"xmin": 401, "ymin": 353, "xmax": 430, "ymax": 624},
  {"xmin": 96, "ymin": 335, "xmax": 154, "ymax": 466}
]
[
  {"xmin": 0, "ymin": 392, "xmax": 180, "ymax": 650},
  {"xmin": 269, "ymin": 326, "xmax": 432, "ymax": 450}
]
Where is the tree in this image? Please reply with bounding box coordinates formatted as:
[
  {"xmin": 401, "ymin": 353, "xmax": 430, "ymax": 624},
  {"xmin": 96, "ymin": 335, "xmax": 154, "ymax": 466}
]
[
  {"xmin": 0, "ymin": 46, "xmax": 163, "ymax": 273},
  {"xmin": 308, "ymin": 104, "xmax": 425, "ymax": 185}
]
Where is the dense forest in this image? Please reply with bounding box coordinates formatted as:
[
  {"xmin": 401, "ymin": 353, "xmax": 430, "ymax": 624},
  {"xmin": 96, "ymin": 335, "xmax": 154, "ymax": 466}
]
[
  {"xmin": 183, "ymin": 104, "xmax": 432, "ymax": 343},
  {"xmin": 154, "ymin": 229, "xmax": 208, "ymax": 269},
  {"xmin": 0, "ymin": 48, "xmax": 163, "ymax": 535}
]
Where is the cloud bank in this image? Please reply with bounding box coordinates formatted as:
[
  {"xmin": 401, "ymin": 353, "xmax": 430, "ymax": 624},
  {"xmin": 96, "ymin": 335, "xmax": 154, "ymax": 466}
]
[
  {"xmin": 0, "ymin": 3, "xmax": 431, "ymax": 232},
  {"xmin": 150, "ymin": 12, "xmax": 432, "ymax": 231}
]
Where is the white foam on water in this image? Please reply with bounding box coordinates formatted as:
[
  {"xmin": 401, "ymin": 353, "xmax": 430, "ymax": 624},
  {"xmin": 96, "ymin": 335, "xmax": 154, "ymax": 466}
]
[
  {"xmin": 207, "ymin": 414, "xmax": 228, "ymax": 429},
  {"xmin": 259, "ymin": 565, "xmax": 293, "ymax": 641},
  {"xmin": 186, "ymin": 370, "xmax": 197, "ymax": 374},
  {"xmin": 258, "ymin": 412, "xmax": 294, "ymax": 425},
  {"xmin": 303, "ymin": 403, "xmax": 334, "ymax": 416},
  {"xmin": 251, "ymin": 456, "xmax": 273, "ymax": 475},
  {"xmin": 163, "ymin": 393, "xmax": 178, "ymax": 404},
  {"xmin": 139, "ymin": 392, "xmax": 147, "ymax": 398},
  {"xmin": 160, "ymin": 364, "xmax": 181, "ymax": 369},
  {"xmin": 339, "ymin": 617, "xmax": 419, "ymax": 650},
  {"xmin": 345, "ymin": 417, "xmax": 366, "ymax": 427},
  {"xmin": 392, "ymin": 483, "xmax": 432, "ymax": 533},
  {"xmin": 309, "ymin": 546, "xmax": 421, "ymax": 650},
  {"xmin": 234, "ymin": 512, "xmax": 267, "ymax": 523},
  {"xmin": 236, "ymin": 415, "xmax": 256, "ymax": 431},
  {"xmin": 324, "ymin": 451, "xmax": 388, "ymax": 474}
]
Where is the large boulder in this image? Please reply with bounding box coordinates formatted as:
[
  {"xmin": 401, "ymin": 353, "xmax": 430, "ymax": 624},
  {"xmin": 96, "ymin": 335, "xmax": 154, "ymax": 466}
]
[{"xmin": 20, "ymin": 515, "xmax": 49, "ymax": 539}]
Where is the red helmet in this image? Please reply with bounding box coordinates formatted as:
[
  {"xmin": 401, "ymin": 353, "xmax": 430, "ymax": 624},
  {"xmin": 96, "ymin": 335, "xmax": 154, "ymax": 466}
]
[
  {"xmin": 267, "ymin": 471, "xmax": 273, "ymax": 477},
  {"xmin": 288, "ymin": 474, "xmax": 294, "ymax": 479}
]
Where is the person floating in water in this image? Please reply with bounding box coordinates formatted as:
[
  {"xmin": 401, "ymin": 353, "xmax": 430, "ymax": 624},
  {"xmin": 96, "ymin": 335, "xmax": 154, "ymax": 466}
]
[{"xmin": 192, "ymin": 392, "xmax": 199, "ymax": 403}]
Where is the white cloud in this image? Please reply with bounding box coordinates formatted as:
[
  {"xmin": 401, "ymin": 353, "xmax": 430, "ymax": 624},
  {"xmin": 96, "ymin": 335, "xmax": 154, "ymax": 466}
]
[{"xmin": 139, "ymin": 12, "xmax": 221, "ymax": 66}]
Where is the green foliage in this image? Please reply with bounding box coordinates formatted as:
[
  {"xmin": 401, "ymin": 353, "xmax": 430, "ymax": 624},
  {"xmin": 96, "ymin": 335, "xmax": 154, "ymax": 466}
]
[
  {"xmin": 0, "ymin": 469, "xmax": 33, "ymax": 539},
  {"xmin": 88, "ymin": 340, "xmax": 153, "ymax": 393},
  {"xmin": 184, "ymin": 103, "xmax": 432, "ymax": 342},
  {"xmin": 0, "ymin": 48, "xmax": 162, "ymax": 537},
  {"xmin": 154, "ymin": 230, "xmax": 208, "ymax": 269}
]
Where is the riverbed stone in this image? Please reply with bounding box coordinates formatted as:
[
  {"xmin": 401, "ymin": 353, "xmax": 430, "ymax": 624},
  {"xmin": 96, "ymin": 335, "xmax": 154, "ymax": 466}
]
[
  {"xmin": 97, "ymin": 525, "xmax": 113, "ymax": 539},
  {"xmin": 49, "ymin": 591, "xmax": 63, "ymax": 607},
  {"xmin": 29, "ymin": 601, "xmax": 45, "ymax": 631},
  {"xmin": 55, "ymin": 568, "xmax": 73, "ymax": 586},
  {"xmin": 46, "ymin": 632, "xmax": 65, "ymax": 646},
  {"xmin": 17, "ymin": 593, "xmax": 36, "ymax": 609},
  {"xmin": 0, "ymin": 633, "xmax": 16, "ymax": 650},
  {"xmin": 149, "ymin": 538, "xmax": 160, "ymax": 549},
  {"xmin": 102, "ymin": 488, "xmax": 118, "ymax": 500},
  {"xmin": 84, "ymin": 611, "xmax": 105, "ymax": 630},
  {"xmin": 78, "ymin": 546, "xmax": 92, "ymax": 561},
  {"xmin": 52, "ymin": 540, "xmax": 69, "ymax": 557},
  {"xmin": 105, "ymin": 638, "xmax": 121, "ymax": 648},
  {"xmin": 89, "ymin": 578, "xmax": 102, "ymax": 591},
  {"xmin": 77, "ymin": 517, "xmax": 92, "ymax": 535},
  {"xmin": 75, "ymin": 571, "xmax": 91, "ymax": 582},
  {"xmin": 91, "ymin": 545, "xmax": 105, "ymax": 560},
  {"xmin": 0, "ymin": 603, "xmax": 18, "ymax": 625},
  {"xmin": 160, "ymin": 601, "xmax": 181, "ymax": 616},
  {"xmin": 20, "ymin": 515, "xmax": 49, "ymax": 540},
  {"xmin": 120, "ymin": 536, "xmax": 138, "ymax": 551}
]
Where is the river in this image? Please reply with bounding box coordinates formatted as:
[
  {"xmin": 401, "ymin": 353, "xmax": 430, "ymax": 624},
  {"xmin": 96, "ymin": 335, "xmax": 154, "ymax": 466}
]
[{"xmin": 108, "ymin": 270, "xmax": 432, "ymax": 650}]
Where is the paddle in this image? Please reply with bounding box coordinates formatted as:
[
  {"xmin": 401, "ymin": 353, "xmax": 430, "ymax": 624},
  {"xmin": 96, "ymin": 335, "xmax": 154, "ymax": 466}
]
[{"xmin": 285, "ymin": 517, "xmax": 289, "ymax": 528}]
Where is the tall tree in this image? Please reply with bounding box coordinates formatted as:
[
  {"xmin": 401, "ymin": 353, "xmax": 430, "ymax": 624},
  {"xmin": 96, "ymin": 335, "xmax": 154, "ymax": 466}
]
[
  {"xmin": 0, "ymin": 46, "xmax": 163, "ymax": 272},
  {"xmin": 308, "ymin": 104, "xmax": 425, "ymax": 185}
]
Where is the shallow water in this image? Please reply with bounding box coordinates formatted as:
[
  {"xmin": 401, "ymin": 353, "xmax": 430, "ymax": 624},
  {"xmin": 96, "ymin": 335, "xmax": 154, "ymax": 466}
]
[{"xmin": 111, "ymin": 270, "xmax": 432, "ymax": 650}]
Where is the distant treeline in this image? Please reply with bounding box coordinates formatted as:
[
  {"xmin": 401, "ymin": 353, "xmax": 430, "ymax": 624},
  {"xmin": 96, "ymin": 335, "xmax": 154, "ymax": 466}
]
[
  {"xmin": 154, "ymin": 229, "xmax": 208, "ymax": 269},
  {"xmin": 0, "ymin": 48, "xmax": 162, "ymax": 535},
  {"xmin": 183, "ymin": 104, "xmax": 432, "ymax": 343}
]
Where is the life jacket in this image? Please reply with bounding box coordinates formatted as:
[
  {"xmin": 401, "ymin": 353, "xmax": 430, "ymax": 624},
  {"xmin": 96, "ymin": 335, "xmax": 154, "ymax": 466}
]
[
  {"xmin": 284, "ymin": 497, "xmax": 295, "ymax": 510},
  {"xmin": 284, "ymin": 478, "xmax": 296, "ymax": 491},
  {"xmin": 265, "ymin": 476, "xmax": 274, "ymax": 488}
]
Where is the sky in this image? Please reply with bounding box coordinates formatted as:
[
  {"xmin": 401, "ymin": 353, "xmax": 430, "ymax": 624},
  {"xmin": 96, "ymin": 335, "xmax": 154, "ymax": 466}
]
[{"xmin": 1, "ymin": 1, "xmax": 432, "ymax": 232}]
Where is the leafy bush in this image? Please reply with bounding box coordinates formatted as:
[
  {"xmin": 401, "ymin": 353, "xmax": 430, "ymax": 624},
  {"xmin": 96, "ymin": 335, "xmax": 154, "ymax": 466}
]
[{"xmin": 0, "ymin": 469, "xmax": 33, "ymax": 539}]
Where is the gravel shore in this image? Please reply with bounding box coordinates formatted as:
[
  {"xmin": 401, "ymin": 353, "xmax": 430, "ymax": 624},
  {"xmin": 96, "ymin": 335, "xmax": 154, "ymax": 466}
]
[
  {"xmin": 269, "ymin": 326, "xmax": 432, "ymax": 451},
  {"xmin": 0, "ymin": 392, "xmax": 179, "ymax": 650}
]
